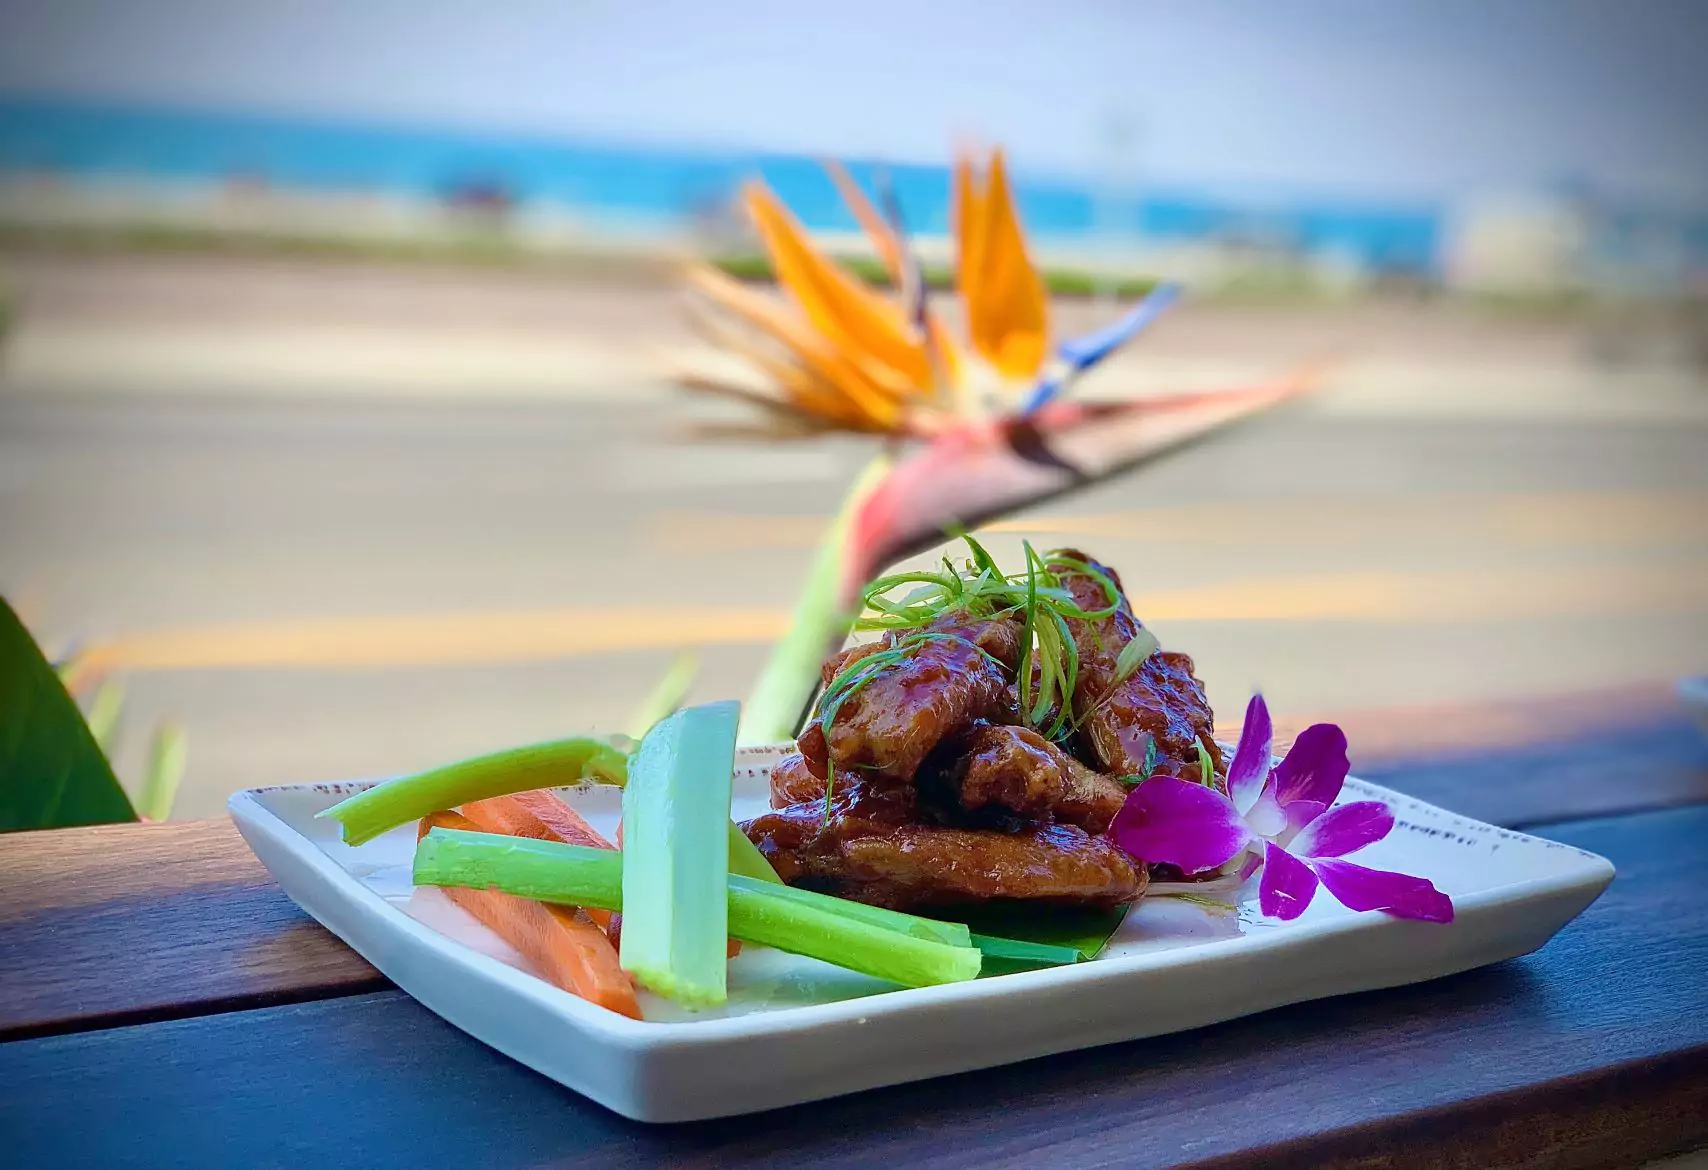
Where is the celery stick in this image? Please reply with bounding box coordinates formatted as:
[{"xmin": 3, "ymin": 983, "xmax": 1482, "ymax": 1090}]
[
  {"xmin": 727, "ymin": 876, "xmax": 982, "ymax": 987},
  {"xmin": 739, "ymin": 878, "xmax": 970, "ymax": 947},
  {"xmin": 728, "ymin": 821, "xmax": 782, "ymax": 883},
  {"xmin": 620, "ymin": 701, "xmax": 738, "ymax": 1007},
  {"xmin": 414, "ymin": 829, "xmax": 982, "ymax": 991},
  {"xmin": 415, "ymin": 830, "xmax": 624, "ymax": 909},
  {"xmin": 414, "ymin": 828, "xmax": 956, "ymax": 945},
  {"xmin": 319, "ymin": 736, "xmax": 629, "ymax": 845}
]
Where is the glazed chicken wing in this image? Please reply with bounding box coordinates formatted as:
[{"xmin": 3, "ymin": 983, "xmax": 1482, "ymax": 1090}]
[
  {"xmin": 769, "ymin": 752, "xmax": 825, "ymax": 807},
  {"xmin": 1053, "ymin": 550, "xmax": 1223, "ymax": 782},
  {"xmin": 743, "ymin": 779, "xmax": 1144, "ymax": 911},
  {"xmin": 930, "ymin": 722, "xmax": 1130, "ymax": 834},
  {"xmin": 801, "ymin": 612, "xmax": 1023, "ymax": 784}
]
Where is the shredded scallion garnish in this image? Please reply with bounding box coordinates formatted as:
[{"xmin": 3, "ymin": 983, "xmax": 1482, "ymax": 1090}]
[{"xmin": 810, "ymin": 535, "xmax": 1129, "ymax": 816}]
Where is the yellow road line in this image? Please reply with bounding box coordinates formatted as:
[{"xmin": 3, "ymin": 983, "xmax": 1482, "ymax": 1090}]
[
  {"xmin": 67, "ymin": 561, "xmax": 1708, "ymax": 678},
  {"xmin": 75, "ymin": 607, "xmax": 792, "ymax": 677}
]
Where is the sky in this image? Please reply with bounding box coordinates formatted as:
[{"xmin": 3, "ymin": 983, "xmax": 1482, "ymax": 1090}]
[{"xmin": 1, "ymin": 0, "xmax": 1705, "ymax": 206}]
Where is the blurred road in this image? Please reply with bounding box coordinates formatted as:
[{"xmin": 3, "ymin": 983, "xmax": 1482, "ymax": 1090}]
[{"xmin": 2, "ymin": 255, "xmax": 1706, "ymax": 818}]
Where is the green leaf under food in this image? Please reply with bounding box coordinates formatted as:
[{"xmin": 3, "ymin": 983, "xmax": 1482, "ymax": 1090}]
[
  {"xmin": 952, "ymin": 901, "xmax": 1131, "ymax": 963},
  {"xmin": 0, "ymin": 598, "xmax": 136, "ymax": 831}
]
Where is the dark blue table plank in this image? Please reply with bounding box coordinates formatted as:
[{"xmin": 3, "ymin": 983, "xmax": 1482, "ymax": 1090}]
[
  {"xmin": 5, "ymin": 805, "xmax": 1705, "ymax": 1170},
  {"xmin": 1359, "ymin": 713, "xmax": 1707, "ymax": 830}
]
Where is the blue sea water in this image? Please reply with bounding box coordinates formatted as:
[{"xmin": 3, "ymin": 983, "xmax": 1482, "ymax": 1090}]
[{"xmin": 0, "ymin": 96, "xmax": 1442, "ymax": 273}]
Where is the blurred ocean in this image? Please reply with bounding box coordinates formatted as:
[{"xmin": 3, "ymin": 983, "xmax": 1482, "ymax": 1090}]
[{"xmin": 0, "ymin": 95, "xmax": 1445, "ymax": 274}]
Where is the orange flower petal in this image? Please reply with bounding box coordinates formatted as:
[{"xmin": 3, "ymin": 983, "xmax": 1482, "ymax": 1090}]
[
  {"xmin": 742, "ymin": 182, "xmax": 934, "ymax": 395},
  {"xmin": 821, "ymin": 158, "xmax": 903, "ymax": 286},
  {"xmin": 957, "ymin": 149, "xmax": 1049, "ymax": 381},
  {"xmin": 685, "ymin": 265, "xmax": 905, "ymax": 431}
]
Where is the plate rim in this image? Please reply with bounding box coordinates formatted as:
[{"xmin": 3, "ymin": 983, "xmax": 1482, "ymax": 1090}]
[{"xmin": 227, "ymin": 760, "xmax": 1616, "ymax": 1048}]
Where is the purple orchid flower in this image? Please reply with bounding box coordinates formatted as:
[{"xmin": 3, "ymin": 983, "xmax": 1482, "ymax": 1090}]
[{"xmin": 1109, "ymin": 694, "xmax": 1454, "ymax": 924}]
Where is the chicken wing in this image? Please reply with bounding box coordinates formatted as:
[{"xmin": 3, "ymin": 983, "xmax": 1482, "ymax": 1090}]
[
  {"xmin": 802, "ymin": 612, "xmax": 1023, "ymax": 784},
  {"xmin": 1052, "ymin": 550, "xmax": 1223, "ymax": 782},
  {"xmin": 929, "ymin": 722, "xmax": 1130, "ymax": 833},
  {"xmin": 743, "ymin": 779, "xmax": 1145, "ymax": 911},
  {"xmin": 769, "ymin": 752, "xmax": 825, "ymax": 807}
]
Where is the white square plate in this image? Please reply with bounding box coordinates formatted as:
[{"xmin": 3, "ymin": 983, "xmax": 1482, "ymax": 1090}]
[{"xmin": 229, "ymin": 744, "xmax": 1613, "ymax": 1122}]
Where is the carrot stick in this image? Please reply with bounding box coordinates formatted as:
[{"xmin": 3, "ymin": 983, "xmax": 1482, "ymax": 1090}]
[
  {"xmin": 460, "ymin": 792, "xmax": 616, "ymax": 930},
  {"xmin": 463, "ymin": 790, "xmax": 614, "ymax": 851},
  {"xmin": 465, "ymin": 795, "xmax": 738, "ymax": 957},
  {"xmin": 416, "ymin": 810, "xmax": 641, "ymax": 1019}
]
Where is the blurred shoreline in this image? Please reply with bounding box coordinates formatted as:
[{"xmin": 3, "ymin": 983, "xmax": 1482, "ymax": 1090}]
[{"xmin": 2, "ymin": 248, "xmax": 1703, "ymax": 422}]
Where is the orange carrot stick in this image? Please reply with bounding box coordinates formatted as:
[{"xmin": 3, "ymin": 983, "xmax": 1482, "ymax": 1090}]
[
  {"xmin": 460, "ymin": 791, "xmax": 616, "ymax": 929},
  {"xmin": 465, "ymin": 795, "xmax": 738, "ymax": 958},
  {"xmin": 463, "ymin": 789, "xmax": 613, "ymax": 850},
  {"xmin": 416, "ymin": 810, "xmax": 641, "ymax": 1019}
]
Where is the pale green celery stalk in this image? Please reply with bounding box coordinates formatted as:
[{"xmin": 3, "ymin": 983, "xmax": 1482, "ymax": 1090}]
[
  {"xmin": 620, "ymin": 701, "xmax": 738, "ymax": 1006},
  {"xmin": 415, "ymin": 830, "xmax": 625, "ymax": 909},
  {"xmin": 745, "ymin": 879, "xmax": 969, "ymax": 946},
  {"xmin": 728, "ymin": 822, "xmax": 782, "ymax": 883},
  {"xmin": 137, "ymin": 722, "xmax": 186, "ymax": 822},
  {"xmin": 574, "ymin": 730, "xmax": 777, "ymax": 885},
  {"xmin": 725, "ymin": 875, "xmax": 981, "ymax": 988},
  {"xmin": 739, "ymin": 451, "xmax": 893, "ymax": 745},
  {"xmin": 414, "ymin": 829, "xmax": 982, "ymax": 990},
  {"xmin": 319, "ymin": 736, "xmax": 629, "ymax": 845}
]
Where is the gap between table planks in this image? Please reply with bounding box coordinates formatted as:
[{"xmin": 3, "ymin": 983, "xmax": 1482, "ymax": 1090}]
[
  {"xmin": 1, "ymin": 683, "xmax": 1702, "ymax": 1043},
  {"xmin": 4, "ymin": 803, "xmax": 1705, "ymax": 1170}
]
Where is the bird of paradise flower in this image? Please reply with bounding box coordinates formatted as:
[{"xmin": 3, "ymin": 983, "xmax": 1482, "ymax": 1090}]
[{"xmin": 676, "ymin": 148, "xmax": 1326, "ymax": 741}]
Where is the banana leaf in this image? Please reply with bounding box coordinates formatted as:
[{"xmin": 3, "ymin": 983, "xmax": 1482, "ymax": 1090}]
[{"xmin": 0, "ymin": 598, "xmax": 136, "ymax": 831}]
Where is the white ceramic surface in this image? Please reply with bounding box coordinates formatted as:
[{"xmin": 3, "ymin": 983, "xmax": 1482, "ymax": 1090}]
[{"xmin": 229, "ymin": 744, "xmax": 1614, "ymax": 1122}]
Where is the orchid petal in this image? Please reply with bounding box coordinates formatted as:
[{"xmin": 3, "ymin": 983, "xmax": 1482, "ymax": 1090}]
[
  {"xmin": 1243, "ymin": 775, "xmax": 1289, "ymax": 839},
  {"xmin": 1258, "ymin": 841, "xmax": 1319, "ymax": 920},
  {"xmin": 1235, "ymin": 848, "xmax": 1264, "ymax": 883},
  {"xmin": 1227, "ymin": 693, "xmax": 1274, "ymax": 816},
  {"xmin": 1292, "ymin": 800, "xmax": 1395, "ymax": 859},
  {"xmin": 1110, "ymin": 777, "xmax": 1252, "ymax": 874},
  {"xmin": 1281, "ymin": 798, "xmax": 1326, "ymax": 841},
  {"xmin": 1272, "ymin": 723, "xmax": 1349, "ymax": 808},
  {"xmin": 1313, "ymin": 858, "xmax": 1455, "ymax": 923}
]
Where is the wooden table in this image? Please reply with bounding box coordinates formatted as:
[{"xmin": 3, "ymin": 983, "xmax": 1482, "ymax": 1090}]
[{"xmin": 4, "ymin": 684, "xmax": 1707, "ymax": 1168}]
